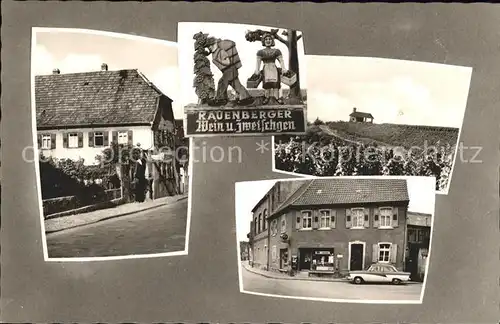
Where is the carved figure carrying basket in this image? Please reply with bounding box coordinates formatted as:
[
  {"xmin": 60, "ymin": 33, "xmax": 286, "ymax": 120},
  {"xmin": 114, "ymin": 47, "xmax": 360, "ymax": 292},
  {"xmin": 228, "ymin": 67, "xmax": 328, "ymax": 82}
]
[{"xmin": 281, "ymin": 70, "xmax": 297, "ymax": 87}]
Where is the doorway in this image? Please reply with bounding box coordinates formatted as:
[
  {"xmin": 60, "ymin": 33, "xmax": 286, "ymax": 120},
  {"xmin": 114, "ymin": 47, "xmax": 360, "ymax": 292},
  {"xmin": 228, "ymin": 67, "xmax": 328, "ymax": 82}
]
[
  {"xmin": 298, "ymin": 248, "xmax": 312, "ymax": 271},
  {"xmin": 349, "ymin": 243, "xmax": 364, "ymax": 271},
  {"xmin": 280, "ymin": 249, "xmax": 288, "ymax": 269}
]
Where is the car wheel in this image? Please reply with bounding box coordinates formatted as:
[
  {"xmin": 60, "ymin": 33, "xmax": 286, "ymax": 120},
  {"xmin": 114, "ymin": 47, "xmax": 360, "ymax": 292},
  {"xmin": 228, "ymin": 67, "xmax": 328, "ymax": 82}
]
[
  {"xmin": 392, "ymin": 278, "xmax": 402, "ymax": 285},
  {"xmin": 353, "ymin": 277, "xmax": 364, "ymax": 285}
]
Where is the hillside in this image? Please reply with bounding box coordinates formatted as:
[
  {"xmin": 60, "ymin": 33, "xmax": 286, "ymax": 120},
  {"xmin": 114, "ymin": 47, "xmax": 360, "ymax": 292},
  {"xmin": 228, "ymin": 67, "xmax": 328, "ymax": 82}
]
[
  {"xmin": 273, "ymin": 121, "xmax": 459, "ymax": 193},
  {"xmin": 324, "ymin": 121, "xmax": 459, "ymax": 149}
]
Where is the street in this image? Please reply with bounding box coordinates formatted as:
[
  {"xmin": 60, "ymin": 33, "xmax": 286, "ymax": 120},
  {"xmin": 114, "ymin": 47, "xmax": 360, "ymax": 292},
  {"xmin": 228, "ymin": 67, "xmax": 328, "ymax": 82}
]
[
  {"xmin": 241, "ymin": 266, "xmax": 423, "ymax": 301},
  {"xmin": 46, "ymin": 199, "xmax": 188, "ymax": 258}
]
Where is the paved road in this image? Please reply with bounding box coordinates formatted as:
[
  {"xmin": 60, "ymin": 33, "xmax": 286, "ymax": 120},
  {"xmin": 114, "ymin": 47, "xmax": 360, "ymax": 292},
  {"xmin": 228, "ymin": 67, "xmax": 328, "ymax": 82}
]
[
  {"xmin": 241, "ymin": 266, "xmax": 423, "ymax": 301},
  {"xmin": 46, "ymin": 199, "xmax": 188, "ymax": 258}
]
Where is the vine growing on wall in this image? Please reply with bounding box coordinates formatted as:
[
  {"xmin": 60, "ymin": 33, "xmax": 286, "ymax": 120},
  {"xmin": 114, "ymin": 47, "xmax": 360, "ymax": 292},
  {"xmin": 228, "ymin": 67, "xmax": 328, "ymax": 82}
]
[{"xmin": 193, "ymin": 32, "xmax": 216, "ymax": 104}]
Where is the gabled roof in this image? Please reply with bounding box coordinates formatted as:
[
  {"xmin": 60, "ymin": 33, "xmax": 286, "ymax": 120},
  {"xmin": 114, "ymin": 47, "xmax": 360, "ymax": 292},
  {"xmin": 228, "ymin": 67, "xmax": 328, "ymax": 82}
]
[
  {"xmin": 35, "ymin": 69, "xmax": 172, "ymax": 129},
  {"xmin": 272, "ymin": 178, "xmax": 409, "ymax": 216},
  {"xmin": 350, "ymin": 111, "xmax": 374, "ymax": 119}
]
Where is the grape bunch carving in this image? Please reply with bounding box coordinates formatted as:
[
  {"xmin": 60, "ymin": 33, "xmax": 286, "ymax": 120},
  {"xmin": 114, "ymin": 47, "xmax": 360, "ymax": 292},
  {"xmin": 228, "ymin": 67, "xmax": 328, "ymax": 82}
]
[{"xmin": 192, "ymin": 32, "xmax": 216, "ymax": 104}]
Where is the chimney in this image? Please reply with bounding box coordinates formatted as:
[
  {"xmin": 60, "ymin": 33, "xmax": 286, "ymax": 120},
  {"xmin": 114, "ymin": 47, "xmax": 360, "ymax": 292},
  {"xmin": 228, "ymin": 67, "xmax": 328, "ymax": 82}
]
[
  {"xmin": 353, "ymin": 107, "xmax": 357, "ymax": 113},
  {"xmin": 101, "ymin": 63, "xmax": 108, "ymax": 71},
  {"xmin": 52, "ymin": 68, "xmax": 60, "ymax": 75}
]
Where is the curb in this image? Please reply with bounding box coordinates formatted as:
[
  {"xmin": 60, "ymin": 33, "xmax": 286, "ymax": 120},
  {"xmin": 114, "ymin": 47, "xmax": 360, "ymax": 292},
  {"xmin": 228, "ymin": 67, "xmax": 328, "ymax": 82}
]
[
  {"xmin": 242, "ymin": 265, "xmax": 348, "ymax": 283},
  {"xmin": 45, "ymin": 195, "xmax": 188, "ymax": 235}
]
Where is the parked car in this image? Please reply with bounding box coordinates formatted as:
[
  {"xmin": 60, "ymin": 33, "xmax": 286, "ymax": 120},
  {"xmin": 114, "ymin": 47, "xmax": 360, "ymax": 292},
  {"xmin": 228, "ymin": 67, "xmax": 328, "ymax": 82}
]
[{"xmin": 346, "ymin": 263, "xmax": 411, "ymax": 285}]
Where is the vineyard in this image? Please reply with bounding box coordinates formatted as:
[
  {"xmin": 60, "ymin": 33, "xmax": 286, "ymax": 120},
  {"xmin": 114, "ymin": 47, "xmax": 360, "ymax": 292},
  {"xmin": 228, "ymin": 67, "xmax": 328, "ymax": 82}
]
[{"xmin": 274, "ymin": 121, "xmax": 460, "ymax": 192}]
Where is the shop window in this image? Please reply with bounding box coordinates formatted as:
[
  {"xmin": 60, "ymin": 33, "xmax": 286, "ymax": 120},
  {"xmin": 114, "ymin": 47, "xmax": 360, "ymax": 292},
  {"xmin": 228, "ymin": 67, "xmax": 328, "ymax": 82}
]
[{"xmin": 311, "ymin": 249, "xmax": 335, "ymax": 271}]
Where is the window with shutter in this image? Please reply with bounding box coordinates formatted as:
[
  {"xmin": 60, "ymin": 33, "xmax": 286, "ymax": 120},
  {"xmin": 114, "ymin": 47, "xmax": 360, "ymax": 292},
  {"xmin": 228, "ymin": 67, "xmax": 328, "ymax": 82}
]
[
  {"xmin": 351, "ymin": 208, "xmax": 364, "ymax": 228},
  {"xmin": 345, "ymin": 208, "xmax": 352, "ymax": 228},
  {"xmin": 63, "ymin": 133, "xmax": 69, "ymax": 148},
  {"xmin": 103, "ymin": 131, "xmax": 109, "ymax": 146},
  {"xmin": 378, "ymin": 243, "xmax": 392, "ymax": 263},
  {"xmin": 391, "ymin": 208, "xmax": 399, "ymax": 227},
  {"xmin": 363, "ymin": 208, "xmax": 370, "ymax": 228},
  {"xmin": 373, "ymin": 208, "xmax": 380, "ymax": 228},
  {"xmin": 296, "ymin": 215, "xmax": 301, "ymax": 230},
  {"xmin": 331, "ymin": 210, "xmax": 336, "ymax": 228},
  {"xmin": 319, "ymin": 210, "xmax": 331, "ymax": 229},
  {"xmin": 77, "ymin": 132, "xmax": 84, "ymax": 148},
  {"xmin": 379, "ymin": 207, "xmax": 393, "ymax": 228},
  {"xmin": 37, "ymin": 134, "xmax": 42, "ymax": 149},
  {"xmin": 390, "ymin": 244, "xmax": 398, "ymax": 264},
  {"xmin": 127, "ymin": 130, "xmax": 133, "ymax": 146},
  {"xmin": 372, "ymin": 244, "xmax": 378, "ymax": 263},
  {"xmin": 50, "ymin": 134, "xmax": 56, "ymax": 149},
  {"xmin": 301, "ymin": 211, "xmax": 312, "ymax": 229},
  {"xmin": 40, "ymin": 134, "xmax": 51, "ymax": 149},
  {"xmin": 88, "ymin": 132, "xmax": 95, "ymax": 147}
]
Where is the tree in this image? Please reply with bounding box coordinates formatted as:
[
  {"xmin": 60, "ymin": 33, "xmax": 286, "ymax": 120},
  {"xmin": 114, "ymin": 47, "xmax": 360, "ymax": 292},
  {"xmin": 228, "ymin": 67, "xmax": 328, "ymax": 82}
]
[
  {"xmin": 192, "ymin": 32, "xmax": 216, "ymax": 104},
  {"xmin": 313, "ymin": 117, "xmax": 324, "ymax": 126},
  {"xmin": 96, "ymin": 142, "xmax": 140, "ymax": 203},
  {"xmin": 245, "ymin": 28, "xmax": 303, "ymax": 104}
]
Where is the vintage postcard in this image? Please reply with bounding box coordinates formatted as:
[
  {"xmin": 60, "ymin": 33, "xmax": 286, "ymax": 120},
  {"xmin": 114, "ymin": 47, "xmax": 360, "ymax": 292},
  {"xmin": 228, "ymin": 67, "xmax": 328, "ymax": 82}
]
[
  {"xmin": 31, "ymin": 28, "xmax": 192, "ymax": 261},
  {"xmin": 272, "ymin": 56, "xmax": 473, "ymax": 194},
  {"xmin": 178, "ymin": 22, "xmax": 308, "ymax": 137},
  {"xmin": 236, "ymin": 176, "xmax": 435, "ymax": 304}
]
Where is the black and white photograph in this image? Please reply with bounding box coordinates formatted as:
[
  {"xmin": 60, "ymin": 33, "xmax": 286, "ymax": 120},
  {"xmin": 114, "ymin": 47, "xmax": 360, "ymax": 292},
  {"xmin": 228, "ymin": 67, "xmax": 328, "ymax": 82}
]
[
  {"xmin": 31, "ymin": 28, "xmax": 191, "ymax": 261},
  {"xmin": 178, "ymin": 22, "xmax": 308, "ymax": 137},
  {"xmin": 273, "ymin": 56, "xmax": 472, "ymax": 194},
  {"xmin": 236, "ymin": 176, "xmax": 435, "ymax": 303}
]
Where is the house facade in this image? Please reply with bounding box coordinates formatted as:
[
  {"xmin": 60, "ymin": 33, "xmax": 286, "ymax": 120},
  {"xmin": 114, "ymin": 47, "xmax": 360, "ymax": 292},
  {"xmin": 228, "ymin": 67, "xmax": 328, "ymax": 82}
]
[
  {"xmin": 349, "ymin": 107, "xmax": 374, "ymax": 123},
  {"xmin": 249, "ymin": 178, "xmax": 410, "ymax": 275},
  {"xmin": 35, "ymin": 64, "xmax": 180, "ymax": 197},
  {"xmin": 405, "ymin": 211, "xmax": 432, "ymax": 281}
]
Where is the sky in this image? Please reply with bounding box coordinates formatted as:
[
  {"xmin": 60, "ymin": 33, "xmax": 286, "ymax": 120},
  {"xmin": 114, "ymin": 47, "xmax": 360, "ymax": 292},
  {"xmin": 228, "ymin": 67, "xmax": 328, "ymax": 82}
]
[
  {"xmin": 306, "ymin": 55, "xmax": 473, "ymax": 127},
  {"xmin": 235, "ymin": 176, "xmax": 435, "ymax": 242},
  {"xmin": 32, "ymin": 28, "xmax": 183, "ymax": 119},
  {"xmin": 177, "ymin": 22, "xmax": 307, "ymax": 106}
]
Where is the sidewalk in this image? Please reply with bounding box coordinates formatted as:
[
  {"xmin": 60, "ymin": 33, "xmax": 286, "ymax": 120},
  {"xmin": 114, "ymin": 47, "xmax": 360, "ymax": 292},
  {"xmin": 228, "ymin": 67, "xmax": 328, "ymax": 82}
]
[
  {"xmin": 240, "ymin": 261, "xmax": 347, "ymax": 282},
  {"xmin": 45, "ymin": 194, "xmax": 188, "ymax": 234},
  {"xmin": 241, "ymin": 261, "xmax": 422, "ymax": 284}
]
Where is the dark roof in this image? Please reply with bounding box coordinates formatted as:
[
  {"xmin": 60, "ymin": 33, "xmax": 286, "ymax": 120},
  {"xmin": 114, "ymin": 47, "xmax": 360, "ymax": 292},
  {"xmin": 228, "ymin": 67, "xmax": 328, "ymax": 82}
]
[
  {"xmin": 350, "ymin": 111, "xmax": 374, "ymax": 119},
  {"xmin": 272, "ymin": 178, "xmax": 409, "ymax": 216},
  {"xmin": 35, "ymin": 69, "xmax": 172, "ymax": 129}
]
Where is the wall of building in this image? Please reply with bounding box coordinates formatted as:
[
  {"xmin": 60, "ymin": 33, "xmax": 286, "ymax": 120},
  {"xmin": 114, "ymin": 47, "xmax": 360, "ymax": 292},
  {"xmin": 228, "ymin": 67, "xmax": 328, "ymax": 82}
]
[
  {"xmin": 267, "ymin": 211, "xmax": 294, "ymax": 271},
  {"xmin": 284, "ymin": 203, "xmax": 407, "ymax": 271},
  {"xmin": 38, "ymin": 125, "xmax": 153, "ymax": 165}
]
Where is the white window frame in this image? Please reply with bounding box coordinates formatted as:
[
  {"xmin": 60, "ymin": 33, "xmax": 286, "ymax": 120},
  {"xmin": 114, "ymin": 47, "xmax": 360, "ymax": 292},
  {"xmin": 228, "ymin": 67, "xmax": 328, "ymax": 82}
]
[
  {"xmin": 351, "ymin": 208, "xmax": 365, "ymax": 229},
  {"xmin": 378, "ymin": 207, "xmax": 393, "ymax": 229},
  {"xmin": 41, "ymin": 134, "xmax": 52, "ymax": 149},
  {"xmin": 68, "ymin": 133, "xmax": 79, "ymax": 148},
  {"xmin": 378, "ymin": 242, "xmax": 392, "ymax": 263},
  {"xmin": 319, "ymin": 209, "xmax": 332, "ymax": 229},
  {"xmin": 300, "ymin": 210, "xmax": 312, "ymax": 230},
  {"xmin": 93, "ymin": 131, "xmax": 105, "ymax": 147},
  {"xmin": 117, "ymin": 131, "xmax": 128, "ymax": 145}
]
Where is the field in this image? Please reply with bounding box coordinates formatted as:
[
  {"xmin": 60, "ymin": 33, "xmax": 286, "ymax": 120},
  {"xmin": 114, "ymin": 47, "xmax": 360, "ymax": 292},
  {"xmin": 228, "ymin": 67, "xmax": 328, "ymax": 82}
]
[{"xmin": 274, "ymin": 121, "xmax": 460, "ymax": 192}]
